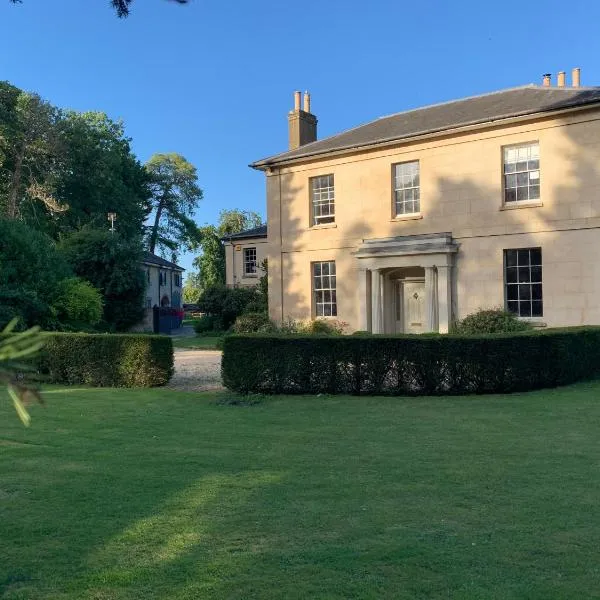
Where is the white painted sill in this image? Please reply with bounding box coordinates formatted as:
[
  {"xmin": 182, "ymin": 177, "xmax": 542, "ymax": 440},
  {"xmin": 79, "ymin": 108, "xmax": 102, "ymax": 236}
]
[
  {"xmin": 519, "ymin": 317, "xmax": 546, "ymax": 328},
  {"xmin": 391, "ymin": 213, "xmax": 423, "ymax": 222},
  {"xmin": 309, "ymin": 223, "xmax": 337, "ymax": 230},
  {"xmin": 500, "ymin": 201, "xmax": 543, "ymax": 211}
]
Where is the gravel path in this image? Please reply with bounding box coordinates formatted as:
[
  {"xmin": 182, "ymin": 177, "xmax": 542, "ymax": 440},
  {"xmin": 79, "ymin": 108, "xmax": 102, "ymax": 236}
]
[{"xmin": 167, "ymin": 349, "xmax": 223, "ymax": 392}]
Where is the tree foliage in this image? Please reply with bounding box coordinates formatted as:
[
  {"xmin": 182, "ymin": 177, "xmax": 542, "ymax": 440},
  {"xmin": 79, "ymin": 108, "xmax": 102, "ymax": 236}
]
[
  {"xmin": 0, "ymin": 218, "xmax": 70, "ymax": 329},
  {"xmin": 53, "ymin": 278, "xmax": 104, "ymax": 328},
  {"xmin": 59, "ymin": 229, "xmax": 145, "ymax": 331},
  {"xmin": 8, "ymin": 0, "xmax": 191, "ymax": 18},
  {"xmin": 190, "ymin": 209, "xmax": 263, "ymax": 292},
  {"xmin": 0, "ymin": 82, "xmax": 150, "ymax": 240},
  {"xmin": 145, "ymin": 153, "xmax": 203, "ymax": 259}
]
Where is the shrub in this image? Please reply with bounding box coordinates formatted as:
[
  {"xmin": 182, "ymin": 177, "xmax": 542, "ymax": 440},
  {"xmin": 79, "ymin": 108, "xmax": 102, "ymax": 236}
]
[
  {"xmin": 0, "ymin": 219, "xmax": 71, "ymax": 328},
  {"xmin": 52, "ymin": 278, "xmax": 103, "ymax": 327},
  {"xmin": 453, "ymin": 308, "xmax": 532, "ymax": 335},
  {"xmin": 197, "ymin": 285, "xmax": 259, "ymax": 330},
  {"xmin": 38, "ymin": 333, "xmax": 173, "ymax": 387},
  {"xmin": 277, "ymin": 317, "xmax": 348, "ymax": 335},
  {"xmin": 222, "ymin": 328, "xmax": 600, "ymax": 395},
  {"xmin": 193, "ymin": 315, "xmax": 221, "ymax": 334},
  {"xmin": 233, "ymin": 312, "xmax": 275, "ymax": 334},
  {"xmin": 59, "ymin": 228, "xmax": 145, "ymax": 332}
]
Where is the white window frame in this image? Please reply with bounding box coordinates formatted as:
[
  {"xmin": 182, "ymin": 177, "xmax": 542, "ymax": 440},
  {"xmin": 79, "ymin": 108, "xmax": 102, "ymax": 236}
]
[
  {"xmin": 310, "ymin": 174, "xmax": 335, "ymax": 226},
  {"xmin": 312, "ymin": 261, "xmax": 337, "ymax": 317},
  {"xmin": 243, "ymin": 247, "xmax": 258, "ymax": 276},
  {"xmin": 393, "ymin": 160, "xmax": 420, "ymax": 216},
  {"xmin": 502, "ymin": 142, "xmax": 540, "ymax": 205}
]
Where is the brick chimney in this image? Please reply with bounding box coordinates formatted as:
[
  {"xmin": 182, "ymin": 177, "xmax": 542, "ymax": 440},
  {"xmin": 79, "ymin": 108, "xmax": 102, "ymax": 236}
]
[{"xmin": 288, "ymin": 90, "xmax": 317, "ymax": 150}]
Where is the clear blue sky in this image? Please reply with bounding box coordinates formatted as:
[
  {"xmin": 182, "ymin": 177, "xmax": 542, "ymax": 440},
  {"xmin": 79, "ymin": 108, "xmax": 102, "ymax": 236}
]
[{"xmin": 2, "ymin": 0, "xmax": 600, "ymax": 273}]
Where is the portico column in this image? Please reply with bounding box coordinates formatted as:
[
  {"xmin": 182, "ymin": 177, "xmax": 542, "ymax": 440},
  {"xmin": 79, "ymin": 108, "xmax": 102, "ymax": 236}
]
[
  {"xmin": 424, "ymin": 267, "xmax": 437, "ymax": 332},
  {"xmin": 437, "ymin": 265, "xmax": 453, "ymax": 334},
  {"xmin": 371, "ymin": 269, "xmax": 383, "ymax": 333},
  {"xmin": 358, "ymin": 268, "xmax": 370, "ymax": 331}
]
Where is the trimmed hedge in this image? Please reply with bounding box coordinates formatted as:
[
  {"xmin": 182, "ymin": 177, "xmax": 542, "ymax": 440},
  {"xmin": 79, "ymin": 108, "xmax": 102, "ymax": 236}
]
[
  {"xmin": 38, "ymin": 333, "xmax": 174, "ymax": 387},
  {"xmin": 222, "ymin": 328, "xmax": 600, "ymax": 395}
]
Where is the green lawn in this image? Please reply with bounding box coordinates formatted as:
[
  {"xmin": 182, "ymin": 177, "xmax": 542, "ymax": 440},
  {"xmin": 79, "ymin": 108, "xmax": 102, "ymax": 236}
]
[
  {"xmin": 171, "ymin": 335, "xmax": 222, "ymax": 350},
  {"xmin": 2, "ymin": 384, "xmax": 600, "ymax": 599}
]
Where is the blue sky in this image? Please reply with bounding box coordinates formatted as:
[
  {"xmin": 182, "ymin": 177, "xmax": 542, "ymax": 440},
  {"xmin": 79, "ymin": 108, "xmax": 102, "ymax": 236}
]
[{"xmin": 2, "ymin": 0, "xmax": 600, "ymax": 273}]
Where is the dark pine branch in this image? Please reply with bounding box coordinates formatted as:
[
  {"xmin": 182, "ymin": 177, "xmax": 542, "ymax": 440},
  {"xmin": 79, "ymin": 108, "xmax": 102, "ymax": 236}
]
[{"xmin": 9, "ymin": 0, "xmax": 190, "ymax": 18}]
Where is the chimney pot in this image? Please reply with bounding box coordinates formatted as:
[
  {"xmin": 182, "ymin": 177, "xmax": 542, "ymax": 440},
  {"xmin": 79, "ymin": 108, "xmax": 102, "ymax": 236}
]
[
  {"xmin": 293, "ymin": 91, "xmax": 301, "ymax": 111},
  {"xmin": 542, "ymin": 73, "xmax": 552, "ymax": 87},
  {"xmin": 572, "ymin": 67, "xmax": 581, "ymax": 88},
  {"xmin": 557, "ymin": 71, "xmax": 566, "ymax": 87},
  {"xmin": 303, "ymin": 91, "xmax": 311, "ymax": 113}
]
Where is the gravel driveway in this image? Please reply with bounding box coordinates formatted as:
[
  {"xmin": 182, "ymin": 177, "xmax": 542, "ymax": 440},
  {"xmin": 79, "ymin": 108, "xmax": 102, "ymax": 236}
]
[{"xmin": 167, "ymin": 349, "xmax": 223, "ymax": 392}]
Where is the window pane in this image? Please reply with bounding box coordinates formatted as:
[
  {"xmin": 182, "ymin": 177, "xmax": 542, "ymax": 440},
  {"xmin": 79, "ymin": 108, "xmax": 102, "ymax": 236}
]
[
  {"xmin": 506, "ymin": 285, "xmax": 518, "ymax": 300},
  {"xmin": 505, "ymin": 250, "xmax": 518, "ymax": 267},
  {"xmin": 520, "ymin": 302, "xmax": 532, "ymax": 317},
  {"xmin": 505, "ymin": 189, "xmax": 517, "ymax": 203},
  {"xmin": 519, "ymin": 285, "xmax": 531, "ymax": 301},
  {"xmin": 530, "ymin": 266, "xmax": 542, "ymax": 282},
  {"xmin": 530, "ymin": 248, "xmax": 542, "ymax": 265},
  {"xmin": 518, "ymin": 266, "xmax": 530, "ymax": 282},
  {"xmin": 531, "ymin": 283, "xmax": 543, "ymax": 300},
  {"xmin": 507, "ymin": 301, "xmax": 519, "ymax": 314},
  {"xmin": 532, "ymin": 301, "xmax": 543, "ymax": 317},
  {"xmin": 517, "ymin": 249, "xmax": 530, "ymax": 264}
]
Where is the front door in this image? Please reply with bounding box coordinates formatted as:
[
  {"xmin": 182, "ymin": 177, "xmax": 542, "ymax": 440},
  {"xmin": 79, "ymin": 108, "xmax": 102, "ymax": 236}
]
[{"xmin": 402, "ymin": 280, "xmax": 426, "ymax": 334}]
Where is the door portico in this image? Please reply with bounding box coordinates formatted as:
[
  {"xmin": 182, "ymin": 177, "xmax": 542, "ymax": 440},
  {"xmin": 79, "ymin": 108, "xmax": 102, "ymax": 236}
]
[{"xmin": 355, "ymin": 233, "xmax": 458, "ymax": 334}]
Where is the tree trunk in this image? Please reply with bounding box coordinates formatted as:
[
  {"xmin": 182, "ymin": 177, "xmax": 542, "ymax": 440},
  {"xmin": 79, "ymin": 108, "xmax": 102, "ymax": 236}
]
[
  {"xmin": 148, "ymin": 201, "xmax": 163, "ymax": 254},
  {"xmin": 7, "ymin": 148, "xmax": 24, "ymax": 219}
]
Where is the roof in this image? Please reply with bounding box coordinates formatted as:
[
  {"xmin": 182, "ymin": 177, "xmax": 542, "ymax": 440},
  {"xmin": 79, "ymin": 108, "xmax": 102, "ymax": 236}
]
[
  {"xmin": 251, "ymin": 85, "xmax": 600, "ymax": 169},
  {"xmin": 221, "ymin": 224, "xmax": 267, "ymax": 242},
  {"xmin": 143, "ymin": 252, "xmax": 185, "ymax": 271}
]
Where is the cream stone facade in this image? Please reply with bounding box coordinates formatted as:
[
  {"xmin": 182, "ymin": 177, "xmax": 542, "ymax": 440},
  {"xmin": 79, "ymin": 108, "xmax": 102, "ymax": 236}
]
[
  {"xmin": 142, "ymin": 253, "xmax": 184, "ymax": 308},
  {"xmin": 252, "ymin": 76, "xmax": 600, "ymax": 332},
  {"xmin": 223, "ymin": 225, "xmax": 268, "ymax": 287}
]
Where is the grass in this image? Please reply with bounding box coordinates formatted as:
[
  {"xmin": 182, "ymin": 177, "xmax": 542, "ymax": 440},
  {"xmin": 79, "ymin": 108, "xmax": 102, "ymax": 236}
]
[
  {"xmin": 171, "ymin": 335, "xmax": 223, "ymax": 350},
  {"xmin": 2, "ymin": 383, "xmax": 600, "ymax": 599}
]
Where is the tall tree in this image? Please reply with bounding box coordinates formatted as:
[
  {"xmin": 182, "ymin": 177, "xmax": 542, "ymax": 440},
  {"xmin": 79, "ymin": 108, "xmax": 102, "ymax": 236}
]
[
  {"xmin": 59, "ymin": 228, "xmax": 145, "ymax": 331},
  {"xmin": 0, "ymin": 83, "xmax": 66, "ymax": 220},
  {"xmin": 47, "ymin": 111, "xmax": 149, "ymax": 240},
  {"xmin": 8, "ymin": 0, "xmax": 190, "ymax": 18},
  {"xmin": 145, "ymin": 153, "xmax": 202, "ymax": 259},
  {"xmin": 218, "ymin": 209, "xmax": 262, "ymax": 236}
]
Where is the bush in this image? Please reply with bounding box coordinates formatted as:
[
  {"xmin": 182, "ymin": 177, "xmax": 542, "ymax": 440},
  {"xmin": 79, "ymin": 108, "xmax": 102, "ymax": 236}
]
[
  {"xmin": 222, "ymin": 328, "xmax": 600, "ymax": 395},
  {"xmin": 232, "ymin": 312, "xmax": 275, "ymax": 334},
  {"xmin": 0, "ymin": 219, "xmax": 71, "ymax": 328},
  {"xmin": 278, "ymin": 317, "xmax": 348, "ymax": 335},
  {"xmin": 52, "ymin": 278, "xmax": 103, "ymax": 327},
  {"xmin": 197, "ymin": 285, "xmax": 259, "ymax": 330},
  {"xmin": 453, "ymin": 308, "xmax": 532, "ymax": 335},
  {"xmin": 38, "ymin": 333, "xmax": 173, "ymax": 387},
  {"xmin": 193, "ymin": 315, "xmax": 223, "ymax": 334}
]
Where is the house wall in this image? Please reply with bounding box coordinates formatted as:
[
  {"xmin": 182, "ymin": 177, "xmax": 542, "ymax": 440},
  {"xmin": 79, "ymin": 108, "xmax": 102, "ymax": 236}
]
[
  {"xmin": 143, "ymin": 264, "xmax": 183, "ymax": 308},
  {"xmin": 224, "ymin": 238, "xmax": 269, "ymax": 287},
  {"xmin": 265, "ymin": 107, "xmax": 600, "ymax": 329}
]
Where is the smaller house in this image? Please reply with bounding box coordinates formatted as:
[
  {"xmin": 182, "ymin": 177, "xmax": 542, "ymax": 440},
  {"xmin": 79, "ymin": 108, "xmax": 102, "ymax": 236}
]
[
  {"xmin": 222, "ymin": 225, "xmax": 267, "ymax": 287},
  {"xmin": 142, "ymin": 252, "xmax": 185, "ymax": 308}
]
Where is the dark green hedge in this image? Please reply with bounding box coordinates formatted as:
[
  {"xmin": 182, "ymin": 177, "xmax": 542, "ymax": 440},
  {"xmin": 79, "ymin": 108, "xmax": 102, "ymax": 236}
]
[
  {"xmin": 222, "ymin": 328, "xmax": 600, "ymax": 395},
  {"xmin": 38, "ymin": 333, "xmax": 173, "ymax": 387}
]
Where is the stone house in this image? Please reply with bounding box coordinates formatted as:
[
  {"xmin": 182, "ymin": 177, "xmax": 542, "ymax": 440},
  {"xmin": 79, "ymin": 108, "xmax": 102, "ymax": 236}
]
[
  {"xmin": 142, "ymin": 252, "xmax": 184, "ymax": 308},
  {"xmin": 250, "ymin": 68, "xmax": 600, "ymax": 333},
  {"xmin": 223, "ymin": 225, "xmax": 268, "ymax": 287}
]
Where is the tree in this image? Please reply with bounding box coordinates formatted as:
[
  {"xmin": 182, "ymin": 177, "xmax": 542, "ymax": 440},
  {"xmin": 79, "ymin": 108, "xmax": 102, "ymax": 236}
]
[
  {"xmin": 8, "ymin": 0, "xmax": 190, "ymax": 18},
  {"xmin": 190, "ymin": 209, "xmax": 263, "ymax": 291},
  {"xmin": 145, "ymin": 153, "xmax": 202, "ymax": 259},
  {"xmin": 218, "ymin": 209, "xmax": 262, "ymax": 236},
  {"xmin": 48, "ymin": 111, "xmax": 150, "ymax": 240},
  {"xmin": 0, "ymin": 83, "xmax": 66, "ymax": 220},
  {"xmin": 0, "ymin": 219, "xmax": 71, "ymax": 329},
  {"xmin": 193, "ymin": 225, "xmax": 225, "ymax": 290},
  {"xmin": 182, "ymin": 270, "xmax": 203, "ymax": 304},
  {"xmin": 59, "ymin": 229, "xmax": 145, "ymax": 331}
]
